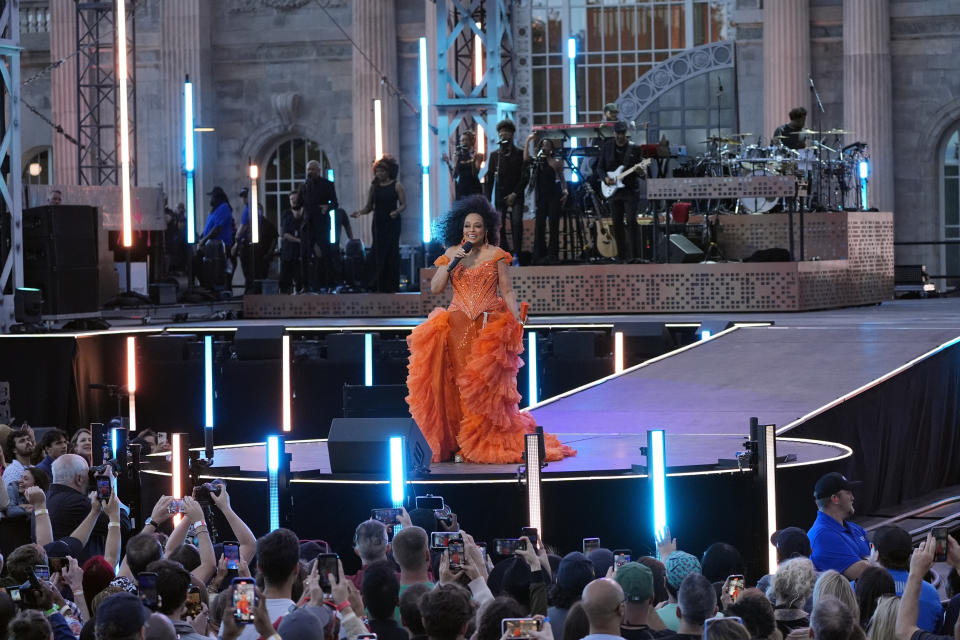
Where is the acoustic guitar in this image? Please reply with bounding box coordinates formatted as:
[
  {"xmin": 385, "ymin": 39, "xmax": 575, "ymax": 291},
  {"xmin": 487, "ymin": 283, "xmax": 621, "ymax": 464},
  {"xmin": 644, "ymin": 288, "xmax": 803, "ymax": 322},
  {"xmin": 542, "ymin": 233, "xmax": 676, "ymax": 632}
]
[{"xmin": 584, "ymin": 183, "xmax": 617, "ymax": 259}]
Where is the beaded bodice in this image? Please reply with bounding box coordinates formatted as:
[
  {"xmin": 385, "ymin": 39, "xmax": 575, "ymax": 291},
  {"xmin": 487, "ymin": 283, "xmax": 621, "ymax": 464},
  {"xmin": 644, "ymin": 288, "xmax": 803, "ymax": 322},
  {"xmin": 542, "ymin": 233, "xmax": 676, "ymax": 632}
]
[{"xmin": 437, "ymin": 248, "xmax": 511, "ymax": 320}]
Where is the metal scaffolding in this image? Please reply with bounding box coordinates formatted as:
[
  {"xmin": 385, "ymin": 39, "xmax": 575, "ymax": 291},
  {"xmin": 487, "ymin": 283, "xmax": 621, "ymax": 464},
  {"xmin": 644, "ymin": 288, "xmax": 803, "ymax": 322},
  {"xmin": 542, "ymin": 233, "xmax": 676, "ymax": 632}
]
[
  {"xmin": 75, "ymin": 0, "xmax": 136, "ymax": 185},
  {"xmin": 434, "ymin": 0, "xmax": 516, "ymax": 213},
  {"xmin": 0, "ymin": 0, "xmax": 24, "ymax": 332}
]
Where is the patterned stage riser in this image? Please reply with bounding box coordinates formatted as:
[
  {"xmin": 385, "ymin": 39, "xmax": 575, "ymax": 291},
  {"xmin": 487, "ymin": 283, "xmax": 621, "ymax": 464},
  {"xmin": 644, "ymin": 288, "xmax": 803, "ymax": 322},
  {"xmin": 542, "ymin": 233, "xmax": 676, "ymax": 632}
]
[{"xmin": 244, "ymin": 211, "xmax": 893, "ymax": 317}]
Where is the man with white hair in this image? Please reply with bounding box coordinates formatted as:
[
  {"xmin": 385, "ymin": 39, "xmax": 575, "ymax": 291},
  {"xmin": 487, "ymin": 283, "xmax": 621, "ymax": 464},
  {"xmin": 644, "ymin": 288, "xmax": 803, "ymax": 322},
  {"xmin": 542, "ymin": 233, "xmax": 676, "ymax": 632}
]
[{"xmin": 47, "ymin": 453, "xmax": 130, "ymax": 560}]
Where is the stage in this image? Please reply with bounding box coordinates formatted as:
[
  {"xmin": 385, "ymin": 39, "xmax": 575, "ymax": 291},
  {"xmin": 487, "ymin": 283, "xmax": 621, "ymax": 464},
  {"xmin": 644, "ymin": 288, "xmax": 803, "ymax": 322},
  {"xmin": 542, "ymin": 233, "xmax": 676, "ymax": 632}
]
[{"xmin": 243, "ymin": 210, "xmax": 893, "ymax": 318}]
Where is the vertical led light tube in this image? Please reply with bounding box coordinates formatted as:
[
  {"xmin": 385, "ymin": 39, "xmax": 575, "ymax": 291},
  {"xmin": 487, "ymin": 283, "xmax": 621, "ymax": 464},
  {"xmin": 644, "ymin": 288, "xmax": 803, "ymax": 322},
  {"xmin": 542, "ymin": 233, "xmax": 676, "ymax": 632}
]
[
  {"xmin": 419, "ymin": 37, "xmax": 432, "ymax": 243},
  {"xmin": 859, "ymin": 160, "xmax": 869, "ymax": 209},
  {"xmin": 527, "ymin": 331, "xmax": 538, "ymax": 406},
  {"xmin": 172, "ymin": 433, "xmax": 183, "ymax": 526},
  {"xmin": 567, "ymin": 37, "xmax": 579, "ymax": 182},
  {"xmin": 184, "ymin": 78, "xmax": 196, "ymax": 243},
  {"xmin": 249, "ymin": 164, "xmax": 259, "ymax": 244},
  {"xmin": 267, "ymin": 436, "xmax": 280, "ymax": 531},
  {"xmin": 764, "ymin": 424, "xmax": 778, "ymax": 574},
  {"xmin": 474, "ymin": 23, "xmax": 485, "ymax": 158},
  {"xmin": 524, "ymin": 432, "xmax": 543, "ymax": 538},
  {"xmin": 648, "ymin": 429, "xmax": 668, "ymax": 549},
  {"xmin": 126, "ymin": 336, "xmax": 137, "ymax": 432},
  {"xmin": 614, "ymin": 331, "xmax": 624, "ymax": 373},
  {"xmin": 327, "ymin": 169, "xmax": 335, "ymax": 182},
  {"xmin": 328, "ymin": 166, "xmax": 337, "ymax": 243},
  {"xmin": 389, "ymin": 436, "xmax": 405, "ymax": 507},
  {"xmin": 282, "ymin": 335, "xmax": 291, "ymax": 432},
  {"xmin": 116, "ymin": 0, "xmax": 133, "ymax": 247},
  {"xmin": 364, "ymin": 333, "xmax": 374, "ymax": 387},
  {"xmin": 204, "ymin": 336, "xmax": 214, "ymax": 429},
  {"xmin": 374, "ymin": 99, "xmax": 384, "ymax": 161},
  {"xmin": 110, "ymin": 427, "xmax": 119, "ymax": 459}
]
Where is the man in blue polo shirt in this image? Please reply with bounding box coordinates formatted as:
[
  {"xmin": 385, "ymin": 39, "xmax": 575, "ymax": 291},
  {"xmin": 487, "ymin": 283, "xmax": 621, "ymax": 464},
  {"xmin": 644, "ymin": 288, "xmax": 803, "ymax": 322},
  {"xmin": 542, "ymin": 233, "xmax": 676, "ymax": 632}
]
[
  {"xmin": 808, "ymin": 472, "xmax": 871, "ymax": 579},
  {"xmin": 872, "ymin": 525, "xmax": 943, "ymax": 632}
]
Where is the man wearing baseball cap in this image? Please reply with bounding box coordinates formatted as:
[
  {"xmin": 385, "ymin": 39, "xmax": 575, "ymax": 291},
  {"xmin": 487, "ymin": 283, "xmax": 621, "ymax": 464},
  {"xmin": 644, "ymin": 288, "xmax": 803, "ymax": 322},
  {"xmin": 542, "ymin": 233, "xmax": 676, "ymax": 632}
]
[
  {"xmin": 872, "ymin": 526, "xmax": 942, "ymax": 631},
  {"xmin": 615, "ymin": 562, "xmax": 672, "ymax": 640},
  {"xmin": 95, "ymin": 592, "xmax": 151, "ymax": 640},
  {"xmin": 807, "ymin": 472, "xmax": 870, "ymax": 578}
]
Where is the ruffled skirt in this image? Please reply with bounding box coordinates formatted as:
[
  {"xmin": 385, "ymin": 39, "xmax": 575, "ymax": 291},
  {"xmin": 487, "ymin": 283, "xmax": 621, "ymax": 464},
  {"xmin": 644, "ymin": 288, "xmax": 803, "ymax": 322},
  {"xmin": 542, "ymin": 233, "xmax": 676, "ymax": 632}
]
[{"xmin": 406, "ymin": 306, "xmax": 576, "ymax": 464}]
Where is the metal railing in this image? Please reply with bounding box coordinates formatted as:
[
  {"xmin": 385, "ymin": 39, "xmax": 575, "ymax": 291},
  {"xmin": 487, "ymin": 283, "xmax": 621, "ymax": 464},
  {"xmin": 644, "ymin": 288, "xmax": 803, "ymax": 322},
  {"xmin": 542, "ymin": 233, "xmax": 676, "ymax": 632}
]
[{"xmin": 20, "ymin": 1, "xmax": 49, "ymax": 34}]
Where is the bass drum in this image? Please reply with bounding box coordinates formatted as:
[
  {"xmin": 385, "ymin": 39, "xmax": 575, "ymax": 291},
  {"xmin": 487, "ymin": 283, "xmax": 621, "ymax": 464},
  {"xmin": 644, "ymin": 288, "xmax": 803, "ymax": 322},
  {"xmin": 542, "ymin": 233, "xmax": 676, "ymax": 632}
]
[{"xmin": 740, "ymin": 167, "xmax": 779, "ymax": 214}]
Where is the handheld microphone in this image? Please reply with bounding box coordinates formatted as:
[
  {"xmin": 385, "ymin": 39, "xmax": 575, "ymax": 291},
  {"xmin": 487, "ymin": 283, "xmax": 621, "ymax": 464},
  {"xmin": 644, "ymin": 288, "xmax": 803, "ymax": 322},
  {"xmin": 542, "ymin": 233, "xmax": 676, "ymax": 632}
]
[{"xmin": 447, "ymin": 241, "xmax": 474, "ymax": 271}]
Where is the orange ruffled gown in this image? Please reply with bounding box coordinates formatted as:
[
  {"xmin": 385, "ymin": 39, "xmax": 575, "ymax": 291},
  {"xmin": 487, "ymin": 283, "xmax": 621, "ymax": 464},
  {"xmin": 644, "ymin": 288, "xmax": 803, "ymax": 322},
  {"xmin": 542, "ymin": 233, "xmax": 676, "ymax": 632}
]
[{"xmin": 406, "ymin": 247, "xmax": 576, "ymax": 464}]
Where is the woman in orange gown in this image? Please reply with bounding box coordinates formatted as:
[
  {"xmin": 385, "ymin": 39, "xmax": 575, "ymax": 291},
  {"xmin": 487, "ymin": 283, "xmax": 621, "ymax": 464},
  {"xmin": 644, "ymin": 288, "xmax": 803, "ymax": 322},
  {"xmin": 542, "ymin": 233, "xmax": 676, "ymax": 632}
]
[{"xmin": 406, "ymin": 195, "xmax": 576, "ymax": 464}]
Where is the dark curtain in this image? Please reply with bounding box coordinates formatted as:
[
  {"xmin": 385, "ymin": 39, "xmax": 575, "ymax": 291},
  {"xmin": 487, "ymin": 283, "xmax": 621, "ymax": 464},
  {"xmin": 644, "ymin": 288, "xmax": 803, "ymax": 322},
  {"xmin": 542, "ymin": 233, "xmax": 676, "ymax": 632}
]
[
  {"xmin": 0, "ymin": 337, "xmax": 79, "ymax": 427},
  {"xmin": 788, "ymin": 344, "xmax": 960, "ymax": 512}
]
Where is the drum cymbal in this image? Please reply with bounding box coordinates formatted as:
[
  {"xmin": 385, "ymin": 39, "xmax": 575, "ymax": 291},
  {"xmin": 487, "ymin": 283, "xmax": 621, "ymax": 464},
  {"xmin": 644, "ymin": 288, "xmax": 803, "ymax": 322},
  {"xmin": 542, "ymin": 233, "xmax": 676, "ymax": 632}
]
[
  {"xmin": 772, "ymin": 135, "xmax": 790, "ymax": 141},
  {"xmin": 823, "ymin": 128, "xmax": 855, "ymax": 135},
  {"xmin": 728, "ymin": 132, "xmax": 753, "ymax": 138},
  {"xmin": 701, "ymin": 137, "xmax": 741, "ymax": 145},
  {"xmin": 798, "ymin": 128, "xmax": 821, "ymax": 134}
]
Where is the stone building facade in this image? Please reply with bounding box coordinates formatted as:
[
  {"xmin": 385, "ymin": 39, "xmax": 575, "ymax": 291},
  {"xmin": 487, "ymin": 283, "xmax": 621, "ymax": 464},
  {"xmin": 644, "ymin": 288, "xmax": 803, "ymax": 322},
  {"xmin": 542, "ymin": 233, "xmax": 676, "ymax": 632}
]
[{"xmin": 16, "ymin": 0, "xmax": 960, "ymax": 280}]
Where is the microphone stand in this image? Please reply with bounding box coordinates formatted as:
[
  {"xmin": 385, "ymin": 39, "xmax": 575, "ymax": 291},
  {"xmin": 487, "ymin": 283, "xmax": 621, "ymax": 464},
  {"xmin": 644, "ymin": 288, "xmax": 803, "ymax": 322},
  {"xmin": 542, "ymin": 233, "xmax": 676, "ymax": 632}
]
[{"xmin": 809, "ymin": 76, "xmax": 825, "ymax": 214}]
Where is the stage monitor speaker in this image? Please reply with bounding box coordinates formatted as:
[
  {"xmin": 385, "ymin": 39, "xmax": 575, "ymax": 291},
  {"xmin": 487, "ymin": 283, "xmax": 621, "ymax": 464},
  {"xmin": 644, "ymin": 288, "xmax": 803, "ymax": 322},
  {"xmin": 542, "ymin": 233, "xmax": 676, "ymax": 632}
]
[
  {"xmin": 233, "ymin": 325, "xmax": 284, "ymax": 360},
  {"xmin": 23, "ymin": 267, "xmax": 99, "ymax": 315},
  {"xmin": 659, "ymin": 233, "xmax": 704, "ymax": 263},
  {"xmin": 327, "ymin": 417, "xmax": 432, "ymax": 475},
  {"xmin": 343, "ymin": 384, "xmax": 410, "ymax": 418}
]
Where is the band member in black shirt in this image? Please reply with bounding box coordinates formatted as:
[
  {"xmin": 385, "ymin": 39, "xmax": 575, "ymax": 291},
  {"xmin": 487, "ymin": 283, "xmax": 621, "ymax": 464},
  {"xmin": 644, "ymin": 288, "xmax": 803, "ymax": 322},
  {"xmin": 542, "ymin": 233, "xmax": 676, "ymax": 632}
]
[
  {"xmin": 598, "ymin": 121, "xmax": 645, "ymax": 262},
  {"xmin": 524, "ymin": 133, "xmax": 567, "ymax": 263},
  {"xmin": 443, "ymin": 130, "xmax": 483, "ymax": 200},
  {"xmin": 773, "ymin": 106, "xmax": 808, "ymax": 150},
  {"xmin": 484, "ymin": 119, "xmax": 527, "ymax": 253}
]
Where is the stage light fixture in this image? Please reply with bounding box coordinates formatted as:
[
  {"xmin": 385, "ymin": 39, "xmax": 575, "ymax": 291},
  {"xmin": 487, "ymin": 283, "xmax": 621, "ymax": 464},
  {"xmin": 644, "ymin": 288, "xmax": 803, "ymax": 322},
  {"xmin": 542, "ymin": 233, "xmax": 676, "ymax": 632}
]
[
  {"xmin": 172, "ymin": 433, "xmax": 184, "ymax": 526},
  {"xmin": 267, "ymin": 435, "xmax": 281, "ymax": 531},
  {"xmin": 116, "ymin": 0, "xmax": 133, "ymax": 248},
  {"xmin": 389, "ymin": 436, "xmax": 405, "ymax": 507},
  {"xmin": 126, "ymin": 336, "xmax": 137, "ymax": 432},
  {"xmin": 327, "ymin": 169, "xmax": 334, "ymax": 181},
  {"xmin": 614, "ymin": 331, "xmax": 624, "ymax": 373},
  {"xmin": 364, "ymin": 333, "xmax": 374, "ymax": 386},
  {"xmin": 858, "ymin": 160, "xmax": 869, "ymax": 208},
  {"xmin": 329, "ymin": 209, "xmax": 336, "ymax": 245},
  {"xmin": 750, "ymin": 418, "xmax": 779, "ymax": 575},
  {"xmin": 184, "ymin": 78, "xmax": 196, "ymax": 244},
  {"xmin": 524, "ymin": 429, "xmax": 544, "ymax": 538},
  {"xmin": 419, "ymin": 37, "xmax": 432, "ymax": 244},
  {"xmin": 647, "ymin": 429, "xmax": 668, "ymax": 551},
  {"xmin": 701, "ymin": 330, "xmax": 712, "ymax": 340},
  {"xmin": 249, "ymin": 163, "xmax": 259, "ymax": 244},
  {"xmin": 374, "ymin": 99, "xmax": 384, "ymax": 161},
  {"xmin": 567, "ymin": 37, "xmax": 579, "ymax": 182},
  {"xmin": 282, "ymin": 335, "xmax": 292, "ymax": 432},
  {"xmin": 204, "ymin": 336, "xmax": 214, "ymax": 428},
  {"xmin": 527, "ymin": 331, "xmax": 538, "ymax": 406},
  {"xmin": 110, "ymin": 427, "xmax": 119, "ymax": 460}
]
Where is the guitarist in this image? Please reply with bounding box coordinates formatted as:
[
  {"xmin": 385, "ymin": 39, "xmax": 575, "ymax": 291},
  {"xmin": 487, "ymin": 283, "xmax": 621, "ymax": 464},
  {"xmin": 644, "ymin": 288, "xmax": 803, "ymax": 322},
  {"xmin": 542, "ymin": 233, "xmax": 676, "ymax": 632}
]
[
  {"xmin": 598, "ymin": 121, "xmax": 646, "ymax": 262},
  {"xmin": 484, "ymin": 119, "xmax": 528, "ymax": 254}
]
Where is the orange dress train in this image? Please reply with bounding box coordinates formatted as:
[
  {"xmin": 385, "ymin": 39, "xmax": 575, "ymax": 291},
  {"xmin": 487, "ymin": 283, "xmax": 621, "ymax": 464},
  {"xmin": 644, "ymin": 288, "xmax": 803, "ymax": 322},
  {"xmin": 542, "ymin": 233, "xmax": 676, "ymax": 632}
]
[{"xmin": 406, "ymin": 248, "xmax": 576, "ymax": 464}]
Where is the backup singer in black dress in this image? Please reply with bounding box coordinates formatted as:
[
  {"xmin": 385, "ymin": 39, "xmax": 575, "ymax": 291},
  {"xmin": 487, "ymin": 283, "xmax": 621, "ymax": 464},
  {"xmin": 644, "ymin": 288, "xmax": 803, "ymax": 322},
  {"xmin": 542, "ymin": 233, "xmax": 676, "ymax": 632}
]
[
  {"xmin": 443, "ymin": 130, "xmax": 484, "ymax": 200},
  {"xmin": 352, "ymin": 156, "xmax": 407, "ymax": 292}
]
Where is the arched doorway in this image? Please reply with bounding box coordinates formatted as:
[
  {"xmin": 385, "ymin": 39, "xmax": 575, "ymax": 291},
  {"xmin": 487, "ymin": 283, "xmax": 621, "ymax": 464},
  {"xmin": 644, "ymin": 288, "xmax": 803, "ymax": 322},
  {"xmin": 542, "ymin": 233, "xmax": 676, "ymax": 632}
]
[
  {"xmin": 942, "ymin": 128, "xmax": 959, "ymax": 286},
  {"xmin": 264, "ymin": 138, "xmax": 325, "ymax": 230}
]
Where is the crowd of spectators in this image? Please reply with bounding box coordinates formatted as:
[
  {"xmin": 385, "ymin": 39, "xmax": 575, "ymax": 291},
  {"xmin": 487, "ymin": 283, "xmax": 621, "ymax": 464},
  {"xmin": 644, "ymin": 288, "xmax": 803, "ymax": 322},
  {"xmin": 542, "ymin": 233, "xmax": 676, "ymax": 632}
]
[{"xmin": 1, "ymin": 422, "xmax": 959, "ymax": 640}]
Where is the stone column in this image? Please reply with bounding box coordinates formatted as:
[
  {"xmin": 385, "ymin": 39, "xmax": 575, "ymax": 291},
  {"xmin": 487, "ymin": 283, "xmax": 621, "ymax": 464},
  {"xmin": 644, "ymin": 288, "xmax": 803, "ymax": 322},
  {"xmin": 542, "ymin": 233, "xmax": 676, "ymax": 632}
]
[
  {"xmin": 160, "ymin": 1, "xmax": 210, "ymax": 215},
  {"xmin": 352, "ymin": 0, "xmax": 399, "ymax": 245},
  {"xmin": 49, "ymin": 0, "xmax": 78, "ymax": 185},
  {"xmin": 843, "ymin": 0, "xmax": 893, "ymax": 212},
  {"xmin": 762, "ymin": 0, "xmax": 810, "ymax": 142}
]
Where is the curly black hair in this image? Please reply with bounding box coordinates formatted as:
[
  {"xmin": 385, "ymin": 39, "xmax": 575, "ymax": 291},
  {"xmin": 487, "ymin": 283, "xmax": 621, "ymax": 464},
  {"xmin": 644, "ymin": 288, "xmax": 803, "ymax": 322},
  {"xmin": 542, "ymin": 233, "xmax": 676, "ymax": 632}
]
[{"xmin": 432, "ymin": 194, "xmax": 501, "ymax": 248}]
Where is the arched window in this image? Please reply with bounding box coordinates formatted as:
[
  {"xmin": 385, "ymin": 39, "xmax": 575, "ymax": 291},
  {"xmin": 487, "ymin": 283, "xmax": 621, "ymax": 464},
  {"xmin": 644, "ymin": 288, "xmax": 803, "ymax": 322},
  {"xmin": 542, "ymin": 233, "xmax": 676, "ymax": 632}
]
[
  {"xmin": 264, "ymin": 138, "xmax": 324, "ymax": 229},
  {"xmin": 942, "ymin": 129, "xmax": 959, "ymax": 284},
  {"xmin": 22, "ymin": 148, "xmax": 52, "ymax": 185}
]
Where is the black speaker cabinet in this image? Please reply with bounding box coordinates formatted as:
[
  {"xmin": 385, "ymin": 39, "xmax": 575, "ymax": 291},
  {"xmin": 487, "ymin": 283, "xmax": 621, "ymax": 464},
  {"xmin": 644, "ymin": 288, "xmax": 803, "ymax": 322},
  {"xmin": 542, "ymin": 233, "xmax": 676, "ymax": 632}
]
[
  {"xmin": 327, "ymin": 417, "xmax": 432, "ymax": 475},
  {"xmin": 233, "ymin": 325, "xmax": 284, "ymax": 360},
  {"xmin": 659, "ymin": 233, "xmax": 705, "ymax": 263}
]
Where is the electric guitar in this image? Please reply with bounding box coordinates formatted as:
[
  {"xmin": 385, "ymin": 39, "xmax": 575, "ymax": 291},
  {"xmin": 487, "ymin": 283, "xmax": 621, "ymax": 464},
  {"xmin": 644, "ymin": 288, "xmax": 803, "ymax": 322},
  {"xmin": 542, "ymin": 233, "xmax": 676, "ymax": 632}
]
[{"xmin": 600, "ymin": 159, "xmax": 652, "ymax": 199}]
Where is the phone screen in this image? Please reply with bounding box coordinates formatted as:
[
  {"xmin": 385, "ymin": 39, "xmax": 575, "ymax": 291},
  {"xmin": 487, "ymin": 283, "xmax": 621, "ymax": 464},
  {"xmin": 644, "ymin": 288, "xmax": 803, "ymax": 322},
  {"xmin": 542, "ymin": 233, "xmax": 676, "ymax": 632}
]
[
  {"xmin": 371, "ymin": 508, "xmax": 403, "ymax": 525},
  {"xmin": 934, "ymin": 528, "xmax": 949, "ymax": 562},
  {"xmin": 448, "ymin": 541, "xmax": 465, "ymax": 568},
  {"xmin": 8, "ymin": 587, "xmax": 21, "ymax": 602},
  {"xmin": 728, "ymin": 575, "xmax": 745, "ymax": 601},
  {"xmin": 233, "ymin": 580, "xmax": 256, "ymax": 624},
  {"xmin": 583, "ymin": 538, "xmax": 600, "ymax": 554},
  {"xmin": 48, "ymin": 557, "xmax": 67, "ymax": 575},
  {"xmin": 494, "ymin": 538, "xmax": 526, "ymax": 555},
  {"xmin": 613, "ymin": 551, "xmax": 631, "ymax": 570},
  {"xmin": 224, "ymin": 543, "xmax": 240, "ymax": 570},
  {"xmin": 416, "ymin": 495, "xmax": 444, "ymax": 511},
  {"xmin": 186, "ymin": 588, "xmax": 203, "ymax": 618},
  {"xmin": 430, "ymin": 531, "xmax": 461, "ymax": 549},
  {"xmin": 502, "ymin": 618, "xmax": 542, "ymax": 638},
  {"xmin": 317, "ymin": 554, "xmax": 339, "ymax": 594},
  {"xmin": 138, "ymin": 572, "xmax": 159, "ymax": 610},
  {"xmin": 96, "ymin": 477, "xmax": 112, "ymax": 501},
  {"xmin": 34, "ymin": 565, "xmax": 50, "ymax": 581}
]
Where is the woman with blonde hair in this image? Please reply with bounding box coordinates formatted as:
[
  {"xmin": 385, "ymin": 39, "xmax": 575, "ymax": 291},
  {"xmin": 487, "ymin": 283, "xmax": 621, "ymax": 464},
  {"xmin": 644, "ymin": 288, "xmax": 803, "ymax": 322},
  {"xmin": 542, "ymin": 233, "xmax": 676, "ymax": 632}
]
[
  {"xmin": 814, "ymin": 570, "xmax": 866, "ymax": 640},
  {"xmin": 865, "ymin": 595, "xmax": 899, "ymax": 640}
]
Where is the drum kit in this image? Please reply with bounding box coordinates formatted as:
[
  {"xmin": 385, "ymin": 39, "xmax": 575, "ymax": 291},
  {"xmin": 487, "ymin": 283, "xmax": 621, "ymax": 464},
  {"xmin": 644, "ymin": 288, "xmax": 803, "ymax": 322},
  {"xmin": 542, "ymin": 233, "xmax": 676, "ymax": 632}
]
[{"xmin": 690, "ymin": 129, "xmax": 869, "ymax": 213}]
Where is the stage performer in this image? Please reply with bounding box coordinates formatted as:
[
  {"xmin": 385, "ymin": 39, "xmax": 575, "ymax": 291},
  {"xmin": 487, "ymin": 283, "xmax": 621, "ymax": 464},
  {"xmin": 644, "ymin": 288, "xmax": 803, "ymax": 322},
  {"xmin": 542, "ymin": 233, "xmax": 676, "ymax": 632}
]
[
  {"xmin": 405, "ymin": 195, "xmax": 575, "ymax": 464},
  {"xmin": 523, "ymin": 133, "xmax": 567, "ymax": 264},
  {"xmin": 351, "ymin": 155, "xmax": 407, "ymax": 293},
  {"xmin": 484, "ymin": 119, "xmax": 527, "ymax": 254},
  {"xmin": 443, "ymin": 131, "xmax": 484, "ymax": 200},
  {"xmin": 773, "ymin": 107, "xmax": 808, "ymax": 150}
]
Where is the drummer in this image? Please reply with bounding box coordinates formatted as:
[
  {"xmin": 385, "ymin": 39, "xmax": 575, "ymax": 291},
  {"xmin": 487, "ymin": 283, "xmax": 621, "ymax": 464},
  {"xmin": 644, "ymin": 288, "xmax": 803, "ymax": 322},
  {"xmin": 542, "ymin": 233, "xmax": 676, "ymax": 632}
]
[{"xmin": 773, "ymin": 106, "xmax": 808, "ymax": 150}]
